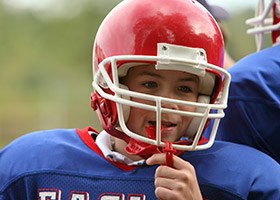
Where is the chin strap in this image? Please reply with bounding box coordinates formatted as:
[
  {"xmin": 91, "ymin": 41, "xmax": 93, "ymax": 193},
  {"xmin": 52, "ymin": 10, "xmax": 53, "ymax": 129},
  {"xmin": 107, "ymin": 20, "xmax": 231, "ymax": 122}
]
[
  {"xmin": 125, "ymin": 138, "xmax": 161, "ymax": 160},
  {"xmin": 163, "ymin": 141, "xmax": 176, "ymax": 167},
  {"xmin": 125, "ymin": 126, "xmax": 161, "ymax": 159},
  {"xmin": 125, "ymin": 126, "xmax": 207, "ymax": 167}
]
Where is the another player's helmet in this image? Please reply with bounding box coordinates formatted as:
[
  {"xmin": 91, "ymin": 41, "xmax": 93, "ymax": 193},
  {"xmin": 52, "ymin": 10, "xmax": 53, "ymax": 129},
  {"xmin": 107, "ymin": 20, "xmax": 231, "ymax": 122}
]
[
  {"xmin": 246, "ymin": 0, "xmax": 280, "ymax": 51},
  {"xmin": 91, "ymin": 0, "xmax": 231, "ymax": 152}
]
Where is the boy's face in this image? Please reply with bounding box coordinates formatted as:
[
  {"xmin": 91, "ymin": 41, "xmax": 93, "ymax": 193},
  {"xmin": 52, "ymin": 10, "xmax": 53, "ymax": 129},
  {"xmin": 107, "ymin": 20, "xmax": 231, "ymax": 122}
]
[{"xmin": 122, "ymin": 64, "xmax": 199, "ymax": 142}]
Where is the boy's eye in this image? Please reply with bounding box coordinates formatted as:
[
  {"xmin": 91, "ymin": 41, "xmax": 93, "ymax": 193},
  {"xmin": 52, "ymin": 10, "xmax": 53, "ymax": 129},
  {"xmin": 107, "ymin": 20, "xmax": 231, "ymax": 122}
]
[
  {"xmin": 178, "ymin": 86, "xmax": 192, "ymax": 93},
  {"xmin": 142, "ymin": 81, "xmax": 157, "ymax": 88}
]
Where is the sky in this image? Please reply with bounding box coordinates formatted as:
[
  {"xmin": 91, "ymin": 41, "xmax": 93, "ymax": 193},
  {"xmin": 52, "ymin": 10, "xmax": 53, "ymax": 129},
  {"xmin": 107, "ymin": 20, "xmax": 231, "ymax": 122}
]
[
  {"xmin": 0, "ymin": 0, "xmax": 262, "ymax": 20},
  {"xmin": 2, "ymin": 0, "xmax": 257, "ymax": 13},
  {"xmin": 1, "ymin": 0, "xmax": 116, "ymax": 18},
  {"xmin": 207, "ymin": 0, "xmax": 256, "ymax": 14}
]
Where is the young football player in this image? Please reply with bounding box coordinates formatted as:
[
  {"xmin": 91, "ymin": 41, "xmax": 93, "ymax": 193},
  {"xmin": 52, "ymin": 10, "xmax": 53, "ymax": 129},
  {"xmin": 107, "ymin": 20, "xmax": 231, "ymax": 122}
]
[{"xmin": 1, "ymin": 0, "xmax": 280, "ymax": 199}]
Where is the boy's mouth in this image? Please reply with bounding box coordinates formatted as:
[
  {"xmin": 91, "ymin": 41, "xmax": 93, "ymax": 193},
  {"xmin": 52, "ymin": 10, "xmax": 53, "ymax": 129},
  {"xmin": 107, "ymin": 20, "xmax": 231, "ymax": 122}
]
[
  {"xmin": 146, "ymin": 121, "xmax": 177, "ymax": 140},
  {"xmin": 148, "ymin": 121, "xmax": 177, "ymax": 128}
]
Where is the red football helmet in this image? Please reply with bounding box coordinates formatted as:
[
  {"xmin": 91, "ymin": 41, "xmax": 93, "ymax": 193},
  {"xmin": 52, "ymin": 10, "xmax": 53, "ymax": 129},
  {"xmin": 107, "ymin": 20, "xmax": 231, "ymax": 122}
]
[
  {"xmin": 246, "ymin": 0, "xmax": 280, "ymax": 51},
  {"xmin": 91, "ymin": 0, "xmax": 230, "ymax": 152}
]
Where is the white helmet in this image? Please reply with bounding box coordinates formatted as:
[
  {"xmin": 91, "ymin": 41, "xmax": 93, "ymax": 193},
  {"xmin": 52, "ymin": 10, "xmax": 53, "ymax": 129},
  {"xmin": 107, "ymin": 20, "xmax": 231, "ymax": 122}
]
[{"xmin": 246, "ymin": 0, "xmax": 280, "ymax": 51}]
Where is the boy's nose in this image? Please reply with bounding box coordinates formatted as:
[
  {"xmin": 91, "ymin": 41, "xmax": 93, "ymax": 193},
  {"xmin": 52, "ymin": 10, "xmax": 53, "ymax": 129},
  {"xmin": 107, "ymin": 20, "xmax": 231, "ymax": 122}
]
[
  {"xmin": 160, "ymin": 92, "xmax": 179, "ymax": 110},
  {"xmin": 161, "ymin": 101, "xmax": 179, "ymax": 110},
  {"xmin": 160, "ymin": 89, "xmax": 178, "ymax": 100}
]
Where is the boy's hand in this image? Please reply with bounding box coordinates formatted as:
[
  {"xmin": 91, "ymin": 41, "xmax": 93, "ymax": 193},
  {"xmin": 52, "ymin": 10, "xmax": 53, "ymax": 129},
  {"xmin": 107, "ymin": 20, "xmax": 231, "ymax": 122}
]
[{"xmin": 146, "ymin": 153, "xmax": 203, "ymax": 200}]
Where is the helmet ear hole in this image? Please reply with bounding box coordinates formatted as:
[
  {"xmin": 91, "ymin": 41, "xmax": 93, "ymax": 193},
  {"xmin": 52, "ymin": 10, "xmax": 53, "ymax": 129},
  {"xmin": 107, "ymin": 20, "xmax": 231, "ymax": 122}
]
[{"xmin": 186, "ymin": 95, "xmax": 210, "ymax": 139}]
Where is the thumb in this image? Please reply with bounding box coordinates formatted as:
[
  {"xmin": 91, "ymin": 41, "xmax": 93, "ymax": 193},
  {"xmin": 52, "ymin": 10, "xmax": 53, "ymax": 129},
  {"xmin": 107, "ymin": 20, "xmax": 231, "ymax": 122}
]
[{"xmin": 146, "ymin": 153, "xmax": 166, "ymax": 166}]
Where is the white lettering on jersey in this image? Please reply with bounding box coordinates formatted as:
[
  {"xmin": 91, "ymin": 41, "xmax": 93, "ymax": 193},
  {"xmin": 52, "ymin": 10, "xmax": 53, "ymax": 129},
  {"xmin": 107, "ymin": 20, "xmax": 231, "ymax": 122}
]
[
  {"xmin": 38, "ymin": 189, "xmax": 145, "ymax": 200},
  {"xmin": 99, "ymin": 193, "xmax": 145, "ymax": 200},
  {"xmin": 99, "ymin": 193, "xmax": 124, "ymax": 200},
  {"xmin": 128, "ymin": 194, "xmax": 145, "ymax": 200},
  {"xmin": 69, "ymin": 191, "xmax": 89, "ymax": 200},
  {"xmin": 38, "ymin": 189, "xmax": 61, "ymax": 200}
]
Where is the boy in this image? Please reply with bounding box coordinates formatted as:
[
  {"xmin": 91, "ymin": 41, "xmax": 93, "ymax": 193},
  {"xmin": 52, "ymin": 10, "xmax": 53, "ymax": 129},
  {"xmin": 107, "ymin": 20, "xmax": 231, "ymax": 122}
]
[{"xmin": 1, "ymin": 0, "xmax": 280, "ymax": 199}]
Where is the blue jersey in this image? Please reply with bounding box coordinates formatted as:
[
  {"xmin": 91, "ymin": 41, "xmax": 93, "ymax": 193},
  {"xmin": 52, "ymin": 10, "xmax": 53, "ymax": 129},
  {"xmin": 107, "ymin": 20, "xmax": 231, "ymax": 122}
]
[
  {"xmin": 215, "ymin": 45, "xmax": 280, "ymax": 163},
  {"xmin": 1, "ymin": 127, "xmax": 280, "ymax": 200}
]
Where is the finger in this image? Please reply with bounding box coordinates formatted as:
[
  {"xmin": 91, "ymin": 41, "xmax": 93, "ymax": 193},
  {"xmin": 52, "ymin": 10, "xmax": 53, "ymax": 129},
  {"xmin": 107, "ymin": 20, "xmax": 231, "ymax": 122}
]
[
  {"xmin": 155, "ymin": 168, "xmax": 203, "ymax": 200},
  {"xmin": 154, "ymin": 176, "xmax": 185, "ymax": 191},
  {"xmin": 172, "ymin": 155, "xmax": 195, "ymax": 170},
  {"xmin": 146, "ymin": 153, "xmax": 166, "ymax": 166},
  {"xmin": 147, "ymin": 153, "xmax": 194, "ymax": 171},
  {"xmin": 155, "ymin": 185, "xmax": 202, "ymax": 200},
  {"xmin": 155, "ymin": 165, "xmax": 177, "ymax": 179},
  {"xmin": 155, "ymin": 187, "xmax": 176, "ymax": 200},
  {"xmin": 150, "ymin": 156, "xmax": 203, "ymax": 200},
  {"xmin": 155, "ymin": 164, "xmax": 196, "ymax": 183}
]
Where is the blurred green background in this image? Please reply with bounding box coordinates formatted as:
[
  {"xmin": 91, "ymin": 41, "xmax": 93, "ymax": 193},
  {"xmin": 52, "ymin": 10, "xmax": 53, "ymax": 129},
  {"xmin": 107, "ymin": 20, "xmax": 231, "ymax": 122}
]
[{"xmin": 0, "ymin": 0, "xmax": 271, "ymax": 148}]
